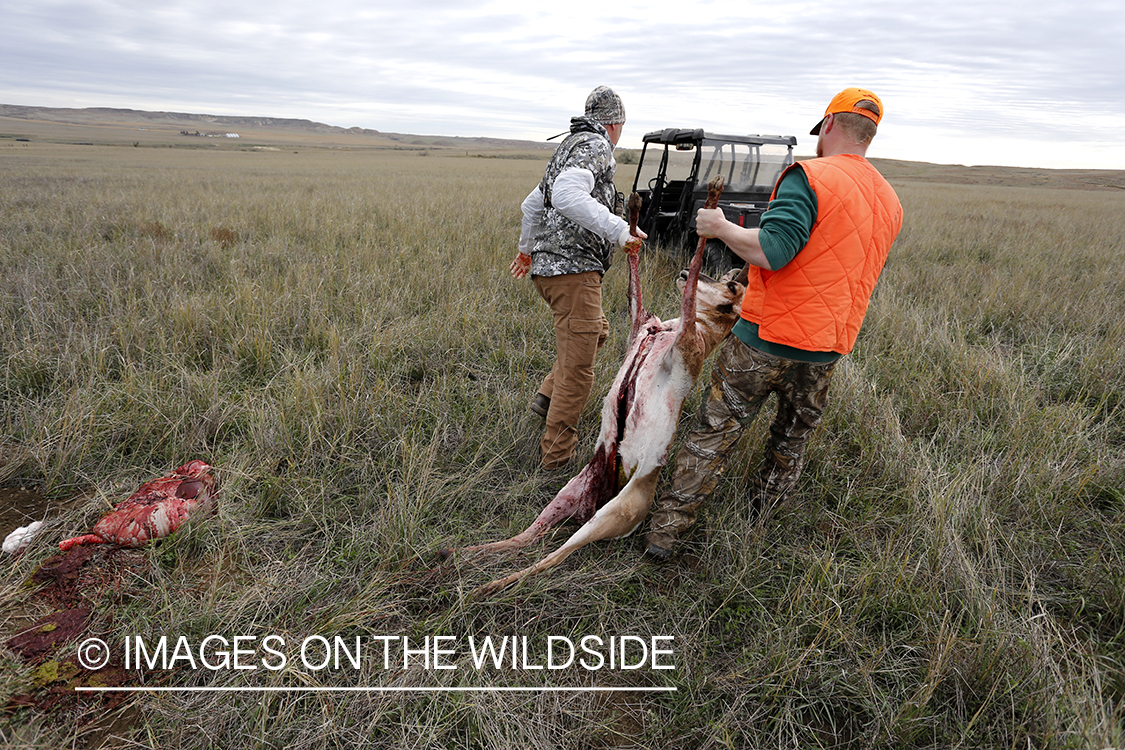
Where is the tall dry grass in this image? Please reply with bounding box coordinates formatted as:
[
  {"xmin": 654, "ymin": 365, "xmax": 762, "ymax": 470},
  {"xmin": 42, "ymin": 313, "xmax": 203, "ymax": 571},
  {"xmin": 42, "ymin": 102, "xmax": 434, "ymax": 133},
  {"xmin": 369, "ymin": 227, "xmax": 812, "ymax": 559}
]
[{"xmin": 1, "ymin": 141, "xmax": 1122, "ymax": 749}]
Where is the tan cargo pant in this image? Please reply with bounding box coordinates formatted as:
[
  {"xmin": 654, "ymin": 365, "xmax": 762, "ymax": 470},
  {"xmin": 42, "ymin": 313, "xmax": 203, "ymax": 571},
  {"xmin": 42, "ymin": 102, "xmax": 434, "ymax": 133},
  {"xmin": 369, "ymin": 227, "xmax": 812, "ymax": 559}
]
[
  {"xmin": 647, "ymin": 335, "xmax": 837, "ymax": 552},
  {"xmin": 532, "ymin": 271, "xmax": 610, "ymax": 470}
]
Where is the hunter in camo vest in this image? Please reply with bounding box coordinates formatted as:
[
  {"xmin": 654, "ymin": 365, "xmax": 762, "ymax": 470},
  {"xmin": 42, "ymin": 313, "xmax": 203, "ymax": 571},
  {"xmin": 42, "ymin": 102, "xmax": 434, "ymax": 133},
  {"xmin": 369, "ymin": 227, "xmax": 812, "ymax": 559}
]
[{"xmin": 509, "ymin": 86, "xmax": 645, "ymax": 470}]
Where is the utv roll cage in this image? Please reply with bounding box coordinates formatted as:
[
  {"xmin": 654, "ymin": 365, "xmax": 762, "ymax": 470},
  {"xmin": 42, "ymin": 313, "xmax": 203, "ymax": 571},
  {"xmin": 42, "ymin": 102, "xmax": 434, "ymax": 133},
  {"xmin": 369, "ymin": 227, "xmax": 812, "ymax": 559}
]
[{"xmin": 630, "ymin": 128, "xmax": 797, "ymax": 274}]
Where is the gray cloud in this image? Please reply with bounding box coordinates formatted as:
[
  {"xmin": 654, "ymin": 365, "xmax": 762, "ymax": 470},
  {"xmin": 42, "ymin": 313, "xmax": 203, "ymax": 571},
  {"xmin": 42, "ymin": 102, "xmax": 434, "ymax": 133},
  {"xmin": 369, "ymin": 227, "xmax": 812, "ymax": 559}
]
[{"xmin": 2, "ymin": 0, "xmax": 1122, "ymax": 167}]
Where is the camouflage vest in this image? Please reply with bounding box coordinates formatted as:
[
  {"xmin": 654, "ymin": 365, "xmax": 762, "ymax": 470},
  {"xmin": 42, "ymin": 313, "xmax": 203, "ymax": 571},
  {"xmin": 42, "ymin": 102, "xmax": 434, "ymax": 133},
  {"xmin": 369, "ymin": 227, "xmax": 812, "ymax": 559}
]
[{"xmin": 531, "ymin": 117, "xmax": 621, "ymax": 277}]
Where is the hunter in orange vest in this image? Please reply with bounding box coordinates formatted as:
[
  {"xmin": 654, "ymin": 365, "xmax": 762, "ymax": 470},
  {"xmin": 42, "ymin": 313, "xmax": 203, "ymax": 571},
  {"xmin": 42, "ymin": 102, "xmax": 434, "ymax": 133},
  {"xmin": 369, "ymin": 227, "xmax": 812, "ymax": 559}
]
[
  {"xmin": 646, "ymin": 88, "xmax": 904, "ymax": 560},
  {"xmin": 743, "ymin": 154, "xmax": 902, "ymax": 354}
]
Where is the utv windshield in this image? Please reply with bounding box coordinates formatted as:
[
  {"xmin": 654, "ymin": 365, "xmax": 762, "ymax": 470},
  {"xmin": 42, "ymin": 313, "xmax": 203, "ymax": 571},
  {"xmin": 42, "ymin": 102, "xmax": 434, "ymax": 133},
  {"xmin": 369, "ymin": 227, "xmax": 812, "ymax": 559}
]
[
  {"xmin": 698, "ymin": 140, "xmax": 792, "ymax": 194},
  {"xmin": 636, "ymin": 144, "xmax": 698, "ymax": 188}
]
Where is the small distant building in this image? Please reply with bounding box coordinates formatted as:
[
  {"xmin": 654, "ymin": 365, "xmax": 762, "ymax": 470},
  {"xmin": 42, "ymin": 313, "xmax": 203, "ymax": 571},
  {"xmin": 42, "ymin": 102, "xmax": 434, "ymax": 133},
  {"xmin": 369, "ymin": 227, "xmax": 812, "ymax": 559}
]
[{"xmin": 226, "ymin": 133, "xmax": 240, "ymax": 138}]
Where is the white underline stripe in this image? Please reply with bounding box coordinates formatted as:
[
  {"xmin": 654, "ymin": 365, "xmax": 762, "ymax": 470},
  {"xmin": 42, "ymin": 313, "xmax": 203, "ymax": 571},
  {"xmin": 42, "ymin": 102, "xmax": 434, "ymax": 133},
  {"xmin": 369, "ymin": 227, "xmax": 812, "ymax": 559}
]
[{"xmin": 75, "ymin": 686, "xmax": 677, "ymax": 693}]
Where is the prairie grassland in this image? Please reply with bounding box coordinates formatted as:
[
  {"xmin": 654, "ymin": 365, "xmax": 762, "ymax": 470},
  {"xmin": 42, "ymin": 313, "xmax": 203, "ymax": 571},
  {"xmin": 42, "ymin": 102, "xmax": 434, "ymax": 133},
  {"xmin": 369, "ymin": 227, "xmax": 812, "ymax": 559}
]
[{"xmin": 1, "ymin": 140, "xmax": 1123, "ymax": 749}]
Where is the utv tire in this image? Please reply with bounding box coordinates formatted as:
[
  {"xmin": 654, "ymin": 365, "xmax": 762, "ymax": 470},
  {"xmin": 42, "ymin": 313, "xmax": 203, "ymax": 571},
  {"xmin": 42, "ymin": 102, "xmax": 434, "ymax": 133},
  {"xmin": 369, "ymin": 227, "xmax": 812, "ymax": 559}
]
[{"xmin": 702, "ymin": 238, "xmax": 736, "ymax": 277}]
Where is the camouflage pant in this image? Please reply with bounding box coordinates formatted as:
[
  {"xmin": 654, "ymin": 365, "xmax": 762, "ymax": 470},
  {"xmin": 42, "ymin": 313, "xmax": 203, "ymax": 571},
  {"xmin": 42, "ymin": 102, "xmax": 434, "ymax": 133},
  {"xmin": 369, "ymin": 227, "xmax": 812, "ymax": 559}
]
[{"xmin": 647, "ymin": 336, "xmax": 837, "ymax": 550}]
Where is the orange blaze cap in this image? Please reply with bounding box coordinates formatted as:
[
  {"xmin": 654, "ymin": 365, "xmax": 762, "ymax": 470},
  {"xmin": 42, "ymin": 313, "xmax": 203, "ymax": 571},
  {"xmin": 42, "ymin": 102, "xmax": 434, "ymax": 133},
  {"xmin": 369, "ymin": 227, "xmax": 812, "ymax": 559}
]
[{"xmin": 810, "ymin": 87, "xmax": 883, "ymax": 135}]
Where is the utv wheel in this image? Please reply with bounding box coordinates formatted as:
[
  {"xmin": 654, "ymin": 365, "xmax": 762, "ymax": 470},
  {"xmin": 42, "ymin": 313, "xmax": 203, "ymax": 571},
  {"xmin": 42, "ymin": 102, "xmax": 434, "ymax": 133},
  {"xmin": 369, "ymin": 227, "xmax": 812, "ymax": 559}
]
[{"xmin": 703, "ymin": 239, "xmax": 735, "ymax": 277}]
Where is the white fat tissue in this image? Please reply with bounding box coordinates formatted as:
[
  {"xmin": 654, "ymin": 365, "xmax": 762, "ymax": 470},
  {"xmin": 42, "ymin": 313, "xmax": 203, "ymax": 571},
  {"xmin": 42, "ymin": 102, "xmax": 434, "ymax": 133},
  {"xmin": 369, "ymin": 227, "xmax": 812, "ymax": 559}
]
[{"xmin": 3, "ymin": 521, "xmax": 44, "ymax": 554}]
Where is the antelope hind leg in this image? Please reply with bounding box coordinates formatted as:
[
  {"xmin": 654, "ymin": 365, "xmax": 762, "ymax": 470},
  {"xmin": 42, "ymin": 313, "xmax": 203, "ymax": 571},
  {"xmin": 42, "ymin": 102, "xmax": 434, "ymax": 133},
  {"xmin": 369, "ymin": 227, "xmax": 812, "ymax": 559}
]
[
  {"xmin": 471, "ymin": 469, "xmax": 659, "ymax": 598},
  {"xmin": 439, "ymin": 455, "xmax": 610, "ymax": 560}
]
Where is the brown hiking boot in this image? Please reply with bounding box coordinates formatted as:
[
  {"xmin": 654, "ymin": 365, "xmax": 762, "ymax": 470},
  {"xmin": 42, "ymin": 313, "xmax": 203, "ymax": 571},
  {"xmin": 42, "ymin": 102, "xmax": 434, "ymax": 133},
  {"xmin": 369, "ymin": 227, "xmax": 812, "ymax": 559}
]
[
  {"xmin": 644, "ymin": 538, "xmax": 674, "ymax": 561},
  {"xmin": 530, "ymin": 393, "xmax": 550, "ymax": 418}
]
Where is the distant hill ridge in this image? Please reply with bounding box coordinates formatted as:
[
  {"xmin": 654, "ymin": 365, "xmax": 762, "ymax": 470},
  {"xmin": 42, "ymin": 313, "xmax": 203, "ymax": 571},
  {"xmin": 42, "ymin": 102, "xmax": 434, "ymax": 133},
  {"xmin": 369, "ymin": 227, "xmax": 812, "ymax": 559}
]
[
  {"xmin": 0, "ymin": 103, "xmax": 368, "ymax": 132},
  {"xmin": 0, "ymin": 103, "xmax": 553, "ymax": 150},
  {"xmin": 4, "ymin": 103, "xmax": 1124, "ymax": 189}
]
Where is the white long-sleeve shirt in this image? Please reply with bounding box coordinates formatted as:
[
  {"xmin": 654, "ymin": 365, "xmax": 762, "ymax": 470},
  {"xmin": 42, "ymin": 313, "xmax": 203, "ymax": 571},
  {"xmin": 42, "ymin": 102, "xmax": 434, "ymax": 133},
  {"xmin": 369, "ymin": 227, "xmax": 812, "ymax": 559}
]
[{"xmin": 519, "ymin": 167, "xmax": 631, "ymax": 257}]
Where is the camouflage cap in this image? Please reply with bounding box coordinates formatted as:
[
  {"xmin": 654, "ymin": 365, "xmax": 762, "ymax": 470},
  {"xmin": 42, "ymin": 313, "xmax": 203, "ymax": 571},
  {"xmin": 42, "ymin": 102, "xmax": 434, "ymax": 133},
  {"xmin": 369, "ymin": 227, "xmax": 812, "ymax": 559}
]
[{"xmin": 585, "ymin": 86, "xmax": 625, "ymax": 125}]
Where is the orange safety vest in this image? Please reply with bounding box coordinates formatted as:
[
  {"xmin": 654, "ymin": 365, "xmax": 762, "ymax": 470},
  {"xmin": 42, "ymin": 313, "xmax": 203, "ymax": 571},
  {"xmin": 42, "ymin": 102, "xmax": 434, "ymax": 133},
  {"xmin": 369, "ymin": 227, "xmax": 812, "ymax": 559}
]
[{"xmin": 740, "ymin": 154, "xmax": 903, "ymax": 354}]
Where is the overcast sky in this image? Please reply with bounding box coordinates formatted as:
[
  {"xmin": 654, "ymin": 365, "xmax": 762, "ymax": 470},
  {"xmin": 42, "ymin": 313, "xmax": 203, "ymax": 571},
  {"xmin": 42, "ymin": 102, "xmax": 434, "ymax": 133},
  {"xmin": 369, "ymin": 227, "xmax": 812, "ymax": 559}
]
[{"xmin": 2, "ymin": 0, "xmax": 1122, "ymax": 169}]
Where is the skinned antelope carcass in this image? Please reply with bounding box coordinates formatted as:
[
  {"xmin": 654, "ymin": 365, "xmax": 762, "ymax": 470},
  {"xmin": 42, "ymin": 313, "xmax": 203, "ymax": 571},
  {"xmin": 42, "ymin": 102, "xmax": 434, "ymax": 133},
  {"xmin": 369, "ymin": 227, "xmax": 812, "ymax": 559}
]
[
  {"xmin": 58, "ymin": 460, "xmax": 217, "ymax": 550},
  {"xmin": 448, "ymin": 178, "xmax": 744, "ymax": 597}
]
